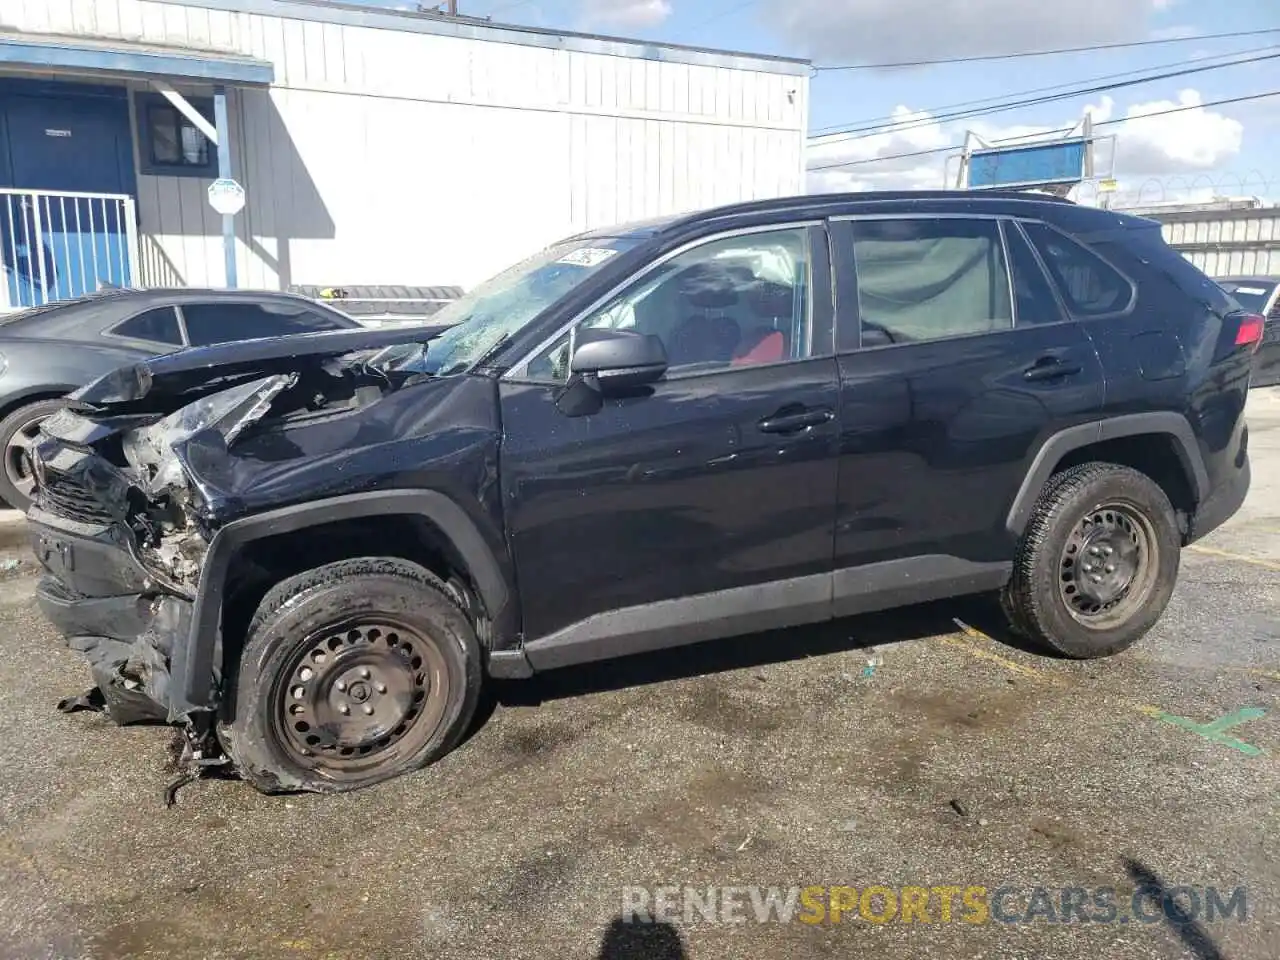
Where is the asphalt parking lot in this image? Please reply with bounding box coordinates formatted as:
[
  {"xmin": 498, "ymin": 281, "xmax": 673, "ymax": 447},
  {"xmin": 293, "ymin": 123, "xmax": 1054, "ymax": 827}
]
[{"xmin": 1, "ymin": 395, "xmax": 1277, "ymax": 960}]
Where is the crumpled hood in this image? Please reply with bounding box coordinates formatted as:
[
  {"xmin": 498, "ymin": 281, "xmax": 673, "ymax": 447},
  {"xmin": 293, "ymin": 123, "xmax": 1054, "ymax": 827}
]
[{"xmin": 71, "ymin": 324, "xmax": 449, "ymax": 412}]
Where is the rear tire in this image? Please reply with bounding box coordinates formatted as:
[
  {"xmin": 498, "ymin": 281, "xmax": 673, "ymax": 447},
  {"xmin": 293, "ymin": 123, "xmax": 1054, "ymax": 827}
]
[
  {"xmin": 1000, "ymin": 462, "xmax": 1181, "ymax": 659},
  {"xmin": 0, "ymin": 398, "xmax": 65, "ymax": 512},
  {"xmin": 220, "ymin": 557, "xmax": 482, "ymax": 794}
]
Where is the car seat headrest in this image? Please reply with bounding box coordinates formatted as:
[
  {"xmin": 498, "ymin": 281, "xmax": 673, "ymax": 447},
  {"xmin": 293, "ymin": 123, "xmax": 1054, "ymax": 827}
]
[
  {"xmin": 678, "ymin": 262, "xmax": 751, "ymax": 309},
  {"xmin": 748, "ymin": 280, "xmax": 793, "ymax": 319}
]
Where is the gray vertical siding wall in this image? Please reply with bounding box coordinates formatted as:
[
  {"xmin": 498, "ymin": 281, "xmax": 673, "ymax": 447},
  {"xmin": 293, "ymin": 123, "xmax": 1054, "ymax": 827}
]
[{"xmin": 0, "ymin": 0, "xmax": 809, "ymax": 290}]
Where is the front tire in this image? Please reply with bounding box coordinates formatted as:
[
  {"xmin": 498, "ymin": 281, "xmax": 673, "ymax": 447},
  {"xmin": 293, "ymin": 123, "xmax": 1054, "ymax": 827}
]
[
  {"xmin": 220, "ymin": 557, "xmax": 482, "ymax": 794},
  {"xmin": 1000, "ymin": 462, "xmax": 1181, "ymax": 659}
]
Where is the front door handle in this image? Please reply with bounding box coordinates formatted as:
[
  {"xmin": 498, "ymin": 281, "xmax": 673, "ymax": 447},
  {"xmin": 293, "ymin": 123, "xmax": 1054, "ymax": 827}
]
[
  {"xmin": 1023, "ymin": 356, "xmax": 1083, "ymax": 382},
  {"xmin": 758, "ymin": 407, "xmax": 834, "ymax": 434}
]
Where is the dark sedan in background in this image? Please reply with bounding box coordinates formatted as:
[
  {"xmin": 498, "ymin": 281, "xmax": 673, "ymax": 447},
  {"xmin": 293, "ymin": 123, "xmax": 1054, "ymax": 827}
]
[
  {"xmin": 1218, "ymin": 276, "xmax": 1280, "ymax": 388},
  {"xmin": 0, "ymin": 288, "xmax": 359, "ymax": 510}
]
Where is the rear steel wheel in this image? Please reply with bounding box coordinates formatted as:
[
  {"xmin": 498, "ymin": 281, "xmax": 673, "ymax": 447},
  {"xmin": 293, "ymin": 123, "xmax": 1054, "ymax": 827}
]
[
  {"xmin": 1058, "ymin": 500, "xmax": 1160, "ymax": 630},
  {"xmin": 1000, "ymin": 462, "xmax": 1180, "ymax": 659}
]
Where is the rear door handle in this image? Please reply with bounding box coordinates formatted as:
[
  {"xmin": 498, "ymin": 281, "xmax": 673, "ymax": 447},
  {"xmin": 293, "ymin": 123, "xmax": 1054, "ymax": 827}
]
[
  {"xmin": 758, "ymin": 407, "xmax": 834, "ymax": 434},
  {"xmin": 1023, "ymin": 357, "xmax": 1083, "ymax": 382}
]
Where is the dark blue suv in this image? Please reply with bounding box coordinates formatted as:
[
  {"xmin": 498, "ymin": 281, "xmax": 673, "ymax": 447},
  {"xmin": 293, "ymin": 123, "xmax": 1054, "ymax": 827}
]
[{"xmin": 28, "ymin": 191, "xmax": 1258, "ymax": 794}]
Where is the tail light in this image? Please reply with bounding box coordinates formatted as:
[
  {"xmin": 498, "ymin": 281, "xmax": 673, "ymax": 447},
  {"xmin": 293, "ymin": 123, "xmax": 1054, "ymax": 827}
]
[{"xmin": 1235, "ymin": 313, "xmax": 1265, "ymax": 352}]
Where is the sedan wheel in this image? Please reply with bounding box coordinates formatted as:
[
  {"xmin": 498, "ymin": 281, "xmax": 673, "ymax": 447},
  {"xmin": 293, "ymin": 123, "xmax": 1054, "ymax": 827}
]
[{"xmin": 0, "ymin": 399, "xmax": 66, "ymax": 511}]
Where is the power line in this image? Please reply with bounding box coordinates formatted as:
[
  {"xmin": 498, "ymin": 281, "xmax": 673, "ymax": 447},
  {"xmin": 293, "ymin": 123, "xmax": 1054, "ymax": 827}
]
[
  {"xmin": 688, "ymin": 0, "xmax": 758, "ymax": 31},
  {"xmin": 806, "ymin": 89, "xmax": 1280, "ymax": 172},
  {"xmin": 813, "ymin": 27, "xmax": 1280, "ymax": 71},
  {"xmin": 807, "ymin": 44, "xmax": 1278, "ymax": 136},
  {"xmin": 808, "ymin": 48, "xmax": 1280, "ymax": 145}
]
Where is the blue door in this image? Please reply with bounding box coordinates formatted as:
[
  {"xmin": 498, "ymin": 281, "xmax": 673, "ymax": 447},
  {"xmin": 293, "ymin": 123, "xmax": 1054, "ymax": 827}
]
[{"xmin": 0, "ymin": 84, "xmax": 137, "ymax": 306}]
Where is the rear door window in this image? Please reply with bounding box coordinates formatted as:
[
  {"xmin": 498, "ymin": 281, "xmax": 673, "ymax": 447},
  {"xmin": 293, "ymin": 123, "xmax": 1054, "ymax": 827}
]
[
  {"xmin": 1003, "ymin": 222, "xmax": 1068, "ymax": 327},
  {"xmin": 1021, "ymin": 221, "xmax": 1134, "ymax": 317},
  {"xmin": 182, "ymin": 302, "xmax": 348, "ymax": 346},
  {"xmin": 848, "ymin": 217, "xmax": 1013, "ymax": 346}
]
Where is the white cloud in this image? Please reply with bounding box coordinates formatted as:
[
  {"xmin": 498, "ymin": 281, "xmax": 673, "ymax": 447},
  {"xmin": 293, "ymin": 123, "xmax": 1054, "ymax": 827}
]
[
  {"xmin": 806, "ymin": 89, "xmax": 1246, "ymax": 194},
  {"xmin": 579, "ymin": 0, "xmax": 672, "ymax": 29},
  {"xmin": 1114, "ymin": 90, "xmax": 1244, "ymax": 172},
  {"xmin": 773, "ymin": 0, "xmax": 1164, "ymax": 65},
  {"xmin": 806, "ymin": 106, "xmax": 953, "ymax": 193}
]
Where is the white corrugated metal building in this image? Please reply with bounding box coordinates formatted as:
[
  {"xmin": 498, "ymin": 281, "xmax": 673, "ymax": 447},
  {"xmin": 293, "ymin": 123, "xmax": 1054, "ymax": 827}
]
[{"xmin": 0, "ymin": 0, "xmax": 809, "ymax": 309}]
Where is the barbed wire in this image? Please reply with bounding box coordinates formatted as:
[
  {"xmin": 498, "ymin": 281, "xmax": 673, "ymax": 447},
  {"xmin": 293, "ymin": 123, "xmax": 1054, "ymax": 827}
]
[{"xmin": 1073, "ymin": 169, "xmax": 1280, "ymax": 207}]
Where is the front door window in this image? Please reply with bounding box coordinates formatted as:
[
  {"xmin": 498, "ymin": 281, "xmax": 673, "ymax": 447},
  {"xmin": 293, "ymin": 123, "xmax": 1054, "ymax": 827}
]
[{"xmin": 527, "ymin": 227, "xmax": 816, "ymax": 381}]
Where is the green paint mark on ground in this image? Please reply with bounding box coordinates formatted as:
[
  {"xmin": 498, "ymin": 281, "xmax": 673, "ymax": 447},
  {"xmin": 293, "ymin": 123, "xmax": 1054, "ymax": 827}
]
[{"xmin": 1142, "ymin": 706, "xmax": 1267, "ymax": 756}]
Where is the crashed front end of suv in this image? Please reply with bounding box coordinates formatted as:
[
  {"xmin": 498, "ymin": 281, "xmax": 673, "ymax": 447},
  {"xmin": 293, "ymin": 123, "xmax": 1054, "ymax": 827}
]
[{"xmin": 27, "ymin": 328, "xmax": 447, "ymax": 737}]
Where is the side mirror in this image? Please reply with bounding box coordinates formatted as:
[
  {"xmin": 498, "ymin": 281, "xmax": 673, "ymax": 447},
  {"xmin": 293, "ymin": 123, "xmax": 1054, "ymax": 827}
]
[{"xmin": 570, "ymin": 330, "xmax": 668, "ymax": 394}]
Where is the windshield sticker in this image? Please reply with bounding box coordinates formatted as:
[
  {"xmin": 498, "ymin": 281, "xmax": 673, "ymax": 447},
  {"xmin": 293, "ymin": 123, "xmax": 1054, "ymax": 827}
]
[
  {"xmin": 557, "ymin": 248, "xmax": 620, "ymax": 268},
  {"xmin": 1232, "ymin": 286, "xmax": 1267, "ymax": 296}
]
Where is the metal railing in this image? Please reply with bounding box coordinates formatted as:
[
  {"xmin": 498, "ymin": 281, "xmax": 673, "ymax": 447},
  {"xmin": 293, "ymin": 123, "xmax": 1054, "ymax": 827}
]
[{"xmin": 0, "ymin": 188, "xmax": 140, "ymax": 311}]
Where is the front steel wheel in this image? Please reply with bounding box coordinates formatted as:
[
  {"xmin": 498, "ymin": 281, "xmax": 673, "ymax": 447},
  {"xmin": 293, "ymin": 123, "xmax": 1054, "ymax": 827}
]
[
  {"xmin": 272, "ymin": 618, "xmax": 453, "ymax": 782},
  {"xmin": 222, "ymin": 558, "xmax": 482, "ymax": 794}
]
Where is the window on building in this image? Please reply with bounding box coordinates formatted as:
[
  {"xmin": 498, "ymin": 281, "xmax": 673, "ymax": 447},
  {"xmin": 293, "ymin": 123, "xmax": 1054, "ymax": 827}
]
[
  {"xmin": 137, "ymin": 94, "xmax": 217, "ymax": 177},
  {"xmin": 182, "ymin": 302, "xmax": 348, "ymax": 346},
  {"xmin": 111, "ymin": 306, "xmax": 184, "ymax": 346},
  {"xmin": 850, "ymin": 218, "xmax": 1013, "ymax": 346},
  {"xmin": 526, "ymin": 228, "xmax": 814, "ymax": 381},
  {"xmin": 1021, "ymin": 221, "xmax": 1133, "ymax": 317}
]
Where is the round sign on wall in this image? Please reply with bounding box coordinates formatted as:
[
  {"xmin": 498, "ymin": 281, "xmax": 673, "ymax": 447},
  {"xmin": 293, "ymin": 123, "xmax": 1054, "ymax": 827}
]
[{"xmin": 208, "ymin": 177, "xmax": 246, "ymax": 216}]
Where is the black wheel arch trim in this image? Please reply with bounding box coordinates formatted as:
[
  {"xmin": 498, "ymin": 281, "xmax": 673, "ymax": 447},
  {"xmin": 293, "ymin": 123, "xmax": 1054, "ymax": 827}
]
[
  {"xmin": 170, "ymin": 489, "xmax": 510, "ymax": 714},
  {"xmin": 1005, "ymin": 411, "xmax": 1209, "ymax": 537}
]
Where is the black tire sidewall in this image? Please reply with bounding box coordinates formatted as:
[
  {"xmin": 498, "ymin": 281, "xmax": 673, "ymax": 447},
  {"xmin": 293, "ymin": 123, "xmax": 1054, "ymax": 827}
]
[
  {"xmin": 1017, "ymin": 465, "xmax": 1181, "ymax": 658},
  {"xmin": 0, "ymin": 398, "xmax": 65, "ymax": 510},
  {"xmin": 228, "ymin": 561, "xmax": 480, "ymax": 793}
]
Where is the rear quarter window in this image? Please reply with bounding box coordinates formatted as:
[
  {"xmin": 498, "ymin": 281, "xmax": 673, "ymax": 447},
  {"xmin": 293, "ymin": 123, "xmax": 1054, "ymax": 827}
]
[
  {"xmin": 1020, "ymin": 221, "xmax": 1134, "ymax": 317},
  {"xmin": 1091, "ymin": 224, "xmax": 1240, "ymax": 316},
  {"xmin": 110, "ymin": 306, "xmax": 184, "ymax": 346}
]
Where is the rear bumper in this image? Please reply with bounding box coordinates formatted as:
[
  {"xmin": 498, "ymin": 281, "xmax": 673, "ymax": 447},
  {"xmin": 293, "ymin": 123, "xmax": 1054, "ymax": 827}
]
[
  {"xmin": 1186, "ymin": 453, "xmax": 1250, "ymax": 544},
  {"xmin": 30, "ymin": 507, "xmax": 194, "ymax": 724}
]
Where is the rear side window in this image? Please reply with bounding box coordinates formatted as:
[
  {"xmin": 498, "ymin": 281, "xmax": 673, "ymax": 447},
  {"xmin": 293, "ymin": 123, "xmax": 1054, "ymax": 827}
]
[
  {"xmin": 1004, "ymin": 222, "xmax": 1067, "ymax": 326},
  {"xmin": 850, "ymin": 218, "xmax": 1012, "ymax": 346},
  {"xmin": 1021, "ymin": 221, "xmax": 1133, "ymax": 317},
  {"xmin": 182, "ymin": 302, "xmax": 347, "ymax": 346},
  {"xmin": 112, "ymin": 307, "xmax": 184, "ymax": 346},
  {"xmin": 1107, "ymin": 227, "xmax": 1255, "ymax": 317}
]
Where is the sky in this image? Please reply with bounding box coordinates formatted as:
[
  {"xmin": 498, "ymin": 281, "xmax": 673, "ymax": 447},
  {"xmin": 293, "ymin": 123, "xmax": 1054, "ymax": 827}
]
[{"xmin": 349, "ymin": 0, "xmax": 1280, "ymax": 205}]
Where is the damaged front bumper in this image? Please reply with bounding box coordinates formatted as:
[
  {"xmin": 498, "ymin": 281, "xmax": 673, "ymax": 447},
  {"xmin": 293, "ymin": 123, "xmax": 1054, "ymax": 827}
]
[
  {"xmin": 30, "ymin": 506, "xmax": 205, "ymax": 725},
  {"xmin": 29, "ymin": 327, "xmax": 443, "ymax": 736}
]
